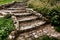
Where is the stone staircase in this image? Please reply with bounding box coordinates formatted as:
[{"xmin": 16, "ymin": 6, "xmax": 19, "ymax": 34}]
[
  {"xmin": 0, "ymin": 2, "xmax": 47, "ymax": 40},
  {"xmin": 10, "ymin": 2, "xmax": 47, "ymax": 40},
  {"xmin": 11, "ymin": 8, "xmax": 46, "ymax": 31}
]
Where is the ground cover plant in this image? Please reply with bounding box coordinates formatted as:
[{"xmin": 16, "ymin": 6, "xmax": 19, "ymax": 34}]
[{"xmin": 0, "ymin": 14, "xmax": 14, "ymax": 40}]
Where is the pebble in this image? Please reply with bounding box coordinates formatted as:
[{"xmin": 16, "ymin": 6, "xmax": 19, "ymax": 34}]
[
  {"xmin": 51, "ymin": 26, "xmax": 54, "ymax": 29},
  {"xmin": 34, "ymin": 35, "xmax": 38, "ymax": 38}
]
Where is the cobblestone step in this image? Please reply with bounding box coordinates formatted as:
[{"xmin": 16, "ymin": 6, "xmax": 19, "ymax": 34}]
[
  {"xmin": 17, "ymin": 15, "xmax": 38, "ymax": 21},
  {"xmin": 20, "ymin": 20, "xmax": 45, "ymax": 30},
  {"xmin": 19, "ymin": 19, "xmax": 45, "ymax": 27},
  {"xmin": 7, "ymin": 7, "xmax": 26, "ymax": 10},
  {"xmin": 10, "ymin": 2, "xmax": 27, "ymax": 8},
  {"xmin": 0, "ymin": 10, "xmax": 26, "ymax": 13},
  {"xmin": 13, "ymin": 13, "xmax": 32, "ymax": 16}
]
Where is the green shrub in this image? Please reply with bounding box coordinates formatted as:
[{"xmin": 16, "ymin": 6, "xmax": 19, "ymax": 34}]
[
  {"xmin": 0, "ymin": 14, "xmax": 14, "ymax": 40},
  {"xmin": 40, "ymin": 0, "xmax": 59, "ymax": 5},
  {"xmin": 46, "ymin": 5, "xmax": 60, "ymax": 32}
]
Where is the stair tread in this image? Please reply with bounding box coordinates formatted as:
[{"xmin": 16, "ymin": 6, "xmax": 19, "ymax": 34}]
[
  {"xmin": 0, "ymin": 10, "xmax": 26, "ymax": 13},
  {"xmin": 7, "ymin": 7, "xmax": 26, "ymax": 10},
  {"xmin": 13, "ymin": 13, "xmax": 31, "ymax": 16},
  {"xmin": 17, "ymin": 16, "xmax": 38, "ymax": 21},
  {"xmin": 20, "ymin": 21, "xmax": 45, "ymax": 30},
  {"xmin": 19, "ymin": 19, "xmax": 44, "ymax": 27}
]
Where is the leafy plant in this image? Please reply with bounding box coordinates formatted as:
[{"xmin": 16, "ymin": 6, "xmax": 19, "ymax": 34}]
[{"xmin": 0, "ymin": 14, "xmax": 14, "ymax": 40}]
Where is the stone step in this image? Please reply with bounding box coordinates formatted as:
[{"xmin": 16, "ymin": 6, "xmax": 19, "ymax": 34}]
[
  {"xmin": 7, "ymin": 7, "xmax": 26, "ymax": 10},
  {"xmin": 19, "ymin": 19, "xmax": 45, "ymax": 27},
  {"xmin": 11, "ymin": 2, "xmax": 27, "ymax": 8},
  {"xmin": 20, "ymin": 20, "xmax": 45, "ymax": 30},
  {"xmin": 14, "ymin": 2, "xmax": 26, "ymax": 5},
  {"xmin": 17, "ymin": 15, "xmax": 38, "ymax": 21},
  {"xmin": 0, "ymin": 10, "xmax": 26, "ymax": 13},
  {"xmin": 13, "ymin": 13, "xmax": 32, "ymax": 16},
  {"xmin": 11, "ymin": 6, "xmax": 27, "ymax": 8},
  {"xmin": 13, "ymin": 2, "xmax": 27, "ymax": 6}
]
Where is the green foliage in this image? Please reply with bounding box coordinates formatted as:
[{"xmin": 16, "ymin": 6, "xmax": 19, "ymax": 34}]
[
  {"xmin": 55, "ymin": 26, "xmax": 60, "ymax": 32},
  {"xmin": 0, "ymin": 0, "xmax": 26, "ymax": 5},
  {"xmin": 32, "ymin": 35, "xmax": 58, "ymax": 40},
  {"xmin": 48, "ymin": 5, "xmax": 60, "ymax": 25},
  {"xmin": 40, "ymin": 0, "xmax": 60, "ymax": 5},
  {"xmin": 0, "ymin": 14, "xmax": 14, "ymax": 40},
  {"xmin": 49, "ymin": 5, "xmax": 60, "ymax": 32}
]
